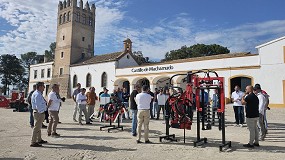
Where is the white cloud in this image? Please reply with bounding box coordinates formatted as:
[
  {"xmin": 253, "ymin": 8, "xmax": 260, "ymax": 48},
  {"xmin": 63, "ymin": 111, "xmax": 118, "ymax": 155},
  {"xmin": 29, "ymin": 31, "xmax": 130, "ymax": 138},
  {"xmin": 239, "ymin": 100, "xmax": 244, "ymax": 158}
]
[{"xmin": 0, "ymin": 0, "xmax": 125, "ymax": 56}]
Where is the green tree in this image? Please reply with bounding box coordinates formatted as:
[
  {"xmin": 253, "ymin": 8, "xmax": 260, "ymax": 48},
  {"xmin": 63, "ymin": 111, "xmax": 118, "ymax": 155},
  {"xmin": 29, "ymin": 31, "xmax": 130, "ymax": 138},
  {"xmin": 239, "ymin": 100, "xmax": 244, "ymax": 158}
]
[
  {"xmin": 162, "ymin": 44, "xmax": 230, "ymax": 61},
  {"xmin": 44, "ymin": 42, "xmax": 56, "ymax": 62},
  {"xmin": 21, "ymin": 52, "xmax": 38, "ymax": 69},
  {"xmin": 0, "ymin": 54, "xmax": 25, "ymax": 95},
  {"xmin": 132, "ymin": 51, "xmax": 153, "ymax": 64}
]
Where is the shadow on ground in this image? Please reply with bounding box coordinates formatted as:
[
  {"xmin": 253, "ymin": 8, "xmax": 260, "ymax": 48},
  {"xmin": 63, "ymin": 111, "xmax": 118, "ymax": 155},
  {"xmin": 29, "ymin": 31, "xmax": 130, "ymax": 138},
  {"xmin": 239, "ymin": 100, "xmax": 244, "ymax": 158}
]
[
  {"xmin": 44, "ymin": 143, "xmax": 136, "ymax": 152},
  {"xmin": 59, "ymin": 135, "xmax": 131, "ymax": 140}
]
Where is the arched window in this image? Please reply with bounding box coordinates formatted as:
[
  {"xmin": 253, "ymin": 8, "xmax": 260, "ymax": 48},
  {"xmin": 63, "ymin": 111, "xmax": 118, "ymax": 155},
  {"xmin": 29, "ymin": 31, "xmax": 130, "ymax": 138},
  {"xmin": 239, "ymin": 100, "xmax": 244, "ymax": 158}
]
[
  {"xmin": 89, "ymin": 16, "xmax": 93, "ymax": 26},
  {"xmin": 101, "ymin": 72, "xmax": 107, "ymax": 87},
  {"xmin": 82, "ymin": 14, "xmax": 86, "ymax": 24},
  {"xmin": 67, "ymin": 11, "xmax": 71, "ymax": 21},
  {"xmin": 73, "ymin": 75, "xmax": 78, "ymax": 88},
  {"xmin": 76, "ymin": 12, "xmax": 80, "ymax": 22},
  {"xmin": 63, "ymin": 13, "xmax": 66, "ymax": 22},
  {"xmin": 86, "ymin": 73, "xmax": 91, "ymax": 87},
  {"xmin": 59, "ymin": 15, "xmax": 62, "ymax": 24}
]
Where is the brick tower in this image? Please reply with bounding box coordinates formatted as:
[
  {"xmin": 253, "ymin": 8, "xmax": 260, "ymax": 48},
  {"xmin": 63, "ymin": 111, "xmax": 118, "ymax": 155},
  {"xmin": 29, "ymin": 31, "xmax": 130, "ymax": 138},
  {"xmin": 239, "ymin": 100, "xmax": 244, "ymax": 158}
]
[{"xmin": 51, "ymin": 0, "xmax": 96, "ymax": 97}]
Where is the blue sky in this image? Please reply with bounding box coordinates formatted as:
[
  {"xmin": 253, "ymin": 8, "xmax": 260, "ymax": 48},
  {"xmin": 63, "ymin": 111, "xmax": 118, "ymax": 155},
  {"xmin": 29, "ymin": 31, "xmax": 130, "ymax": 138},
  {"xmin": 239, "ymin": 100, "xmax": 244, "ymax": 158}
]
[{"xmin": 0, "ymin": 0, "xmax": 285, "ymax": 61}]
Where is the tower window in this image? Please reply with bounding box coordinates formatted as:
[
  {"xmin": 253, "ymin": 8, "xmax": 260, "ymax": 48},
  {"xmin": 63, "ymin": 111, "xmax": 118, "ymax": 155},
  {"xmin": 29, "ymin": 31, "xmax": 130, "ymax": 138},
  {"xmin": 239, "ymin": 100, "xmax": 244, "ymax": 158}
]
[
  {"xmin": 41, "ymin": 69, "xmax": 45, "ymax": 78},
  {"xmin": 101, "ymin": 72, "xmax": 107, "ymax": 87},
  {"xmin": 59, "ymin": 15, "xmax": 62, "ymax": 24},
  {"xmin": 89, "ymin": 17, "xmax": 93, "ymax": 26},
  {"xmin": 63, "ymin": 13, "xmax": 66, "ymax": 22},
  {"xmin": 47, "ymin": 68, "xmax": 51, "ymax": 78},
  {"xmin": 127, "ymin": 55, "xmax": 130, "ymax": 59},
  {"xmin": 59, "ymin": 68, "xmax": 64, "ymax": 75},
  {"xmin": 34, "ymin": 70, "xmax": 38, "ymax": 79},
  {"xmin": 63, "ymin": 36, "xmax": 65, "ymax": 40},
  {"xmin": 76, "ymin": 12, "xmax": 80, "ymax": 22},
  {"xmin": 82, "ymin": 37, "xmax": 85, "ymax": 41},
  {"xmin": 86, "ymin": 73, "xmax": 92, "ymax": 87},
  {"xmin": 82, "ymin": 14, "xmax": 86, "ymax": 24},
  {"xmin": 61, "ymin": 52, "xmax": 64, "ymax": 58},
  {"xmin": 67, "ymin": 11, "xmax": 71, "ymax": 21}
]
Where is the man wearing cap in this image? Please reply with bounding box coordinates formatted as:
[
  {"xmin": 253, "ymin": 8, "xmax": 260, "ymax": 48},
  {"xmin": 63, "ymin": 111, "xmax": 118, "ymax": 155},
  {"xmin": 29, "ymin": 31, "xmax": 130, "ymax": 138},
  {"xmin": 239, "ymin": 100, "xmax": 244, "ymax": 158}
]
[
  {"xmin": 255, "ymin": 84, "xmax": 270, "ymax": 134},
  {"xmin": 30, "ymin": 82, "xmax": 48, "ymax": 147},
  {"xmin": 253, "ymin": 84, "xmax": 267, "ymax": 141},
  {"xmin": 72, "ymin": 83, "xmax": 81, "ymax": 122}
]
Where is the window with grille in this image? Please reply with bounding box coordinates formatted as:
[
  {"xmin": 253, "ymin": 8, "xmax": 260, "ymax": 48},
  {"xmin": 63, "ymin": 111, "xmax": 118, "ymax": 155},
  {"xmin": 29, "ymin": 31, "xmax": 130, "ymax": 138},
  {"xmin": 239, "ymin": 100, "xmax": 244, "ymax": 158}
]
[
  {"xmin": 101, "ymin": 72, "xmax": 107, "ymax": 87},
  {"xmin": 86, "ymin": 73, "xmax": 92, "ymax": 87}
]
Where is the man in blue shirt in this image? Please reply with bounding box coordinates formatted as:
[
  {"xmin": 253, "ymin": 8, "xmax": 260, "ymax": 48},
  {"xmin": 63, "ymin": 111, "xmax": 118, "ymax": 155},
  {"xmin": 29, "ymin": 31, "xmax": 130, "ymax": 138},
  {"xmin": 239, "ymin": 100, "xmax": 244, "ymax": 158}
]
[
  {"xmin": 30, "ymin": 82, "xmax": 48, "ymax": 147},
  {"xmin": 99, "ymin": 88, "xmax": 110, "ymax": 122}
]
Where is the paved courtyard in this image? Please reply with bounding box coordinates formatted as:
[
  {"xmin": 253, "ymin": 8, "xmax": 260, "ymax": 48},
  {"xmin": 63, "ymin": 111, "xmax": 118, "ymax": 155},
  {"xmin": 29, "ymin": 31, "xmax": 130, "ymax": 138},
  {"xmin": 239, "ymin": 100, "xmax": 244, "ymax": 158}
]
[{"xmin": 0, "ymin": 100, "xmax": 284, "ymax": 160}]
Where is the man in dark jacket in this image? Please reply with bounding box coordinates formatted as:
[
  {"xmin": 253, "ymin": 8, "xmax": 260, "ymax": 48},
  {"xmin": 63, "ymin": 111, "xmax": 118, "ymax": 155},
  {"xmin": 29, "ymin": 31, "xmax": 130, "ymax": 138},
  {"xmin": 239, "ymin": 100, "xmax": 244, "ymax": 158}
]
[
  {"xmin": 242, "ymin": 85, "xmax": 260, "ymax": 148},
  {"xmin": 130, "ymin": 85, "xmax": 141, "ymax": 136},
  {"xmin": 27, "ymin": 85, "xmax": 37, "ymax": 128}
]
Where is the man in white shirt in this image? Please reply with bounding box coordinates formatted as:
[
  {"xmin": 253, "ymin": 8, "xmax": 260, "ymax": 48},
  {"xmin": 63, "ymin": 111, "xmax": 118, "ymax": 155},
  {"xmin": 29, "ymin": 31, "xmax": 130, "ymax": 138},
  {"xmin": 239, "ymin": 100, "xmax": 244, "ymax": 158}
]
[
  {"xmin": 156, "ymin": 89, "xmax": 168, "ymax": 120},
  {"xmin": 47, "ymin": 84, "xmax": 62, "ymax": 137},
  {"xmin": 30, "ymin": 82, "xmax": 48, "ymax": 147},
  {"xmin": 72, "ymin": 83, "xmax": 81, "ymax": 122},
  {"xmin": 135, "ymin": 85, "xmax": 152, "ymax": 143},
  {"xmin": 76, "ymin": 88, "xmax": 92, "ymax": 125},
  {"xmin": 231, "ymin": 85, "xmax": 245, "ymax": 127},
  {"xmin": 253, "ymin": 85, "xmax": 266, "ymax": 140}
]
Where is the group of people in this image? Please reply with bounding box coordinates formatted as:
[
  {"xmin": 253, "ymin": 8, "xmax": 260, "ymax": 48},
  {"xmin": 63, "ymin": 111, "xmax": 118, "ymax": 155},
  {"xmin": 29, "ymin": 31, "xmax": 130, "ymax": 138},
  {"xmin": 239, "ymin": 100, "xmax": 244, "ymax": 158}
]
[
  {"xmin": 231, "ymin": 84, "xmax": 269, "ymax": 148},
  {"xmin": 28, "ymin": 82, "xmax": 65, "ymax": 147},
  {"xmin": 28, "ymin": 80, "xmax": 270, "ymax": 147},
  {"xmin": 71, "ymin": 83, "xmax": 130, "ymax": 124},
  {"xmin": 71, "ymin": 82, "xmax": 169, "ymax": 144}
]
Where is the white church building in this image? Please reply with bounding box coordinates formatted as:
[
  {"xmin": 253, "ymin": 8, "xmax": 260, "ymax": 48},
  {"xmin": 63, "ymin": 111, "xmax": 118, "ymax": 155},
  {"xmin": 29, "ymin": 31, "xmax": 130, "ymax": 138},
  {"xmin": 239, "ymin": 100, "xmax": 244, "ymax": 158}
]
[{"xmin": 29, "ymin": 36, "xmax": 285, "ymax": 108}]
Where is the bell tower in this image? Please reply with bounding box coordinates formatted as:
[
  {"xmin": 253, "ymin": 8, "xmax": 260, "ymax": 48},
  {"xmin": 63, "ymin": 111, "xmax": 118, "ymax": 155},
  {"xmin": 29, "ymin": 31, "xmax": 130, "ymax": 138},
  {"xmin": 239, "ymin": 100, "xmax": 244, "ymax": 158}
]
[
  {"xmin": 52, "ymin": 0, "xmax": 96, "ymax": 97},
  {"xmin": 123, "ymin": 38, "xmax": 132, "ymax": 53}
]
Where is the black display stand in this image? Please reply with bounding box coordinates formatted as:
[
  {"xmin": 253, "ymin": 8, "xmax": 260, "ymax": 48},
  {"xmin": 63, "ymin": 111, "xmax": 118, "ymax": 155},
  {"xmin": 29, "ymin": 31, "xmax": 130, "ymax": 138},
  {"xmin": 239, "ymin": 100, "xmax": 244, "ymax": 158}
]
[
  {"xmin": 99, "ymin": 115, "xmax": 115, "ymax": 131},
  {"xmin": 159, "ymin": 102, "xmax": 177, "ymax": 142},
  {"xmin": 219, "ymin": 112, "xmax": 231, "ymax": 151},
  {"xmin": 193, "ymin": 111, "xmax": 207, "ymax": 147},
  {"xmin": 107, "ymin": 112, "xmax": 124, "ymax": 132},
  {"xmin": 194, "ymin": 89, "xmax": 208, "ymax": 147}
]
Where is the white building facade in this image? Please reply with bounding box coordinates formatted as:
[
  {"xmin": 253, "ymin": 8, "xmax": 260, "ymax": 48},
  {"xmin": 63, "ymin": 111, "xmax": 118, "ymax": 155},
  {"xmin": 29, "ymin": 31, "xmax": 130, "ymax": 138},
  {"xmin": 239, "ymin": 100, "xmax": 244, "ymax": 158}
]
[
  {"xmin": 69, "ymin": 51, "xmax": 139, "ymax": 94},
  {"xmin": 28, "ymin": 62, "xmax": 53, "ymax": 97},
  {"xmin": 28, "ymin": 37, "xmax": 285, "ymax": 108},
  {"xmin": 113, "ymin": 37, "xmax": 285, "ymax": 107}
]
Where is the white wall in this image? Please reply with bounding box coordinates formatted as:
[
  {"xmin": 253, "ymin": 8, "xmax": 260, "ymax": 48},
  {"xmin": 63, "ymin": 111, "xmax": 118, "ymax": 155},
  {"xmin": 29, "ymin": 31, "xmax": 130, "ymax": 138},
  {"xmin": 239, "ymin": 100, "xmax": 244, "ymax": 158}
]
[
  {"xmin": 257, "ymin": 37, "xmax": 285, "ymax": 65},
  {"xmin": 116, "ymin": 55, "xmax": 259, "ymax": 76},
  {"xmin": 117, "ymin": 53, "xmax": 138, "ymax": 68},
  {"xmin": 257, "ymin": 38, "xmax": 285, "ymax": 104},
  {"xmin": 70, "ymin": 61, "xmax": 116, "ymax": 95}
]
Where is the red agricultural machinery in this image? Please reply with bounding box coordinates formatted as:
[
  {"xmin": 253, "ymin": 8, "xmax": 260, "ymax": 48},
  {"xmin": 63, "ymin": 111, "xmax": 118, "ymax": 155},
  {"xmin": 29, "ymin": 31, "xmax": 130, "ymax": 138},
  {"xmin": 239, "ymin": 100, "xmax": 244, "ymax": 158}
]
[
  {"xmin": 159, "ymin": 70, "xmax": 231, "ymax": 151},
  {"xmin": 0, "ymin": 92, "xmax": 28, "ymax": 112}
]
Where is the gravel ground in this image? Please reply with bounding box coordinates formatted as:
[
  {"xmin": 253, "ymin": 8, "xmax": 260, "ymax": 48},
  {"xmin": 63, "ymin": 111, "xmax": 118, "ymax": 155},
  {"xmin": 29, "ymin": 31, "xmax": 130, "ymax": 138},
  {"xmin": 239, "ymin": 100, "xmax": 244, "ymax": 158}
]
[{"xmin": 0, "ymin": 100, "xmax": 284, "ymax": 160}]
